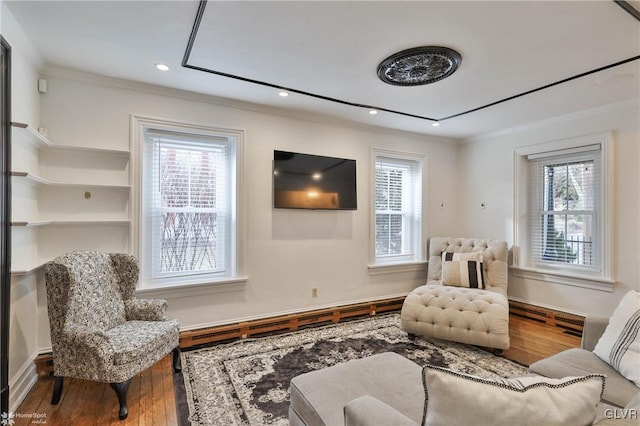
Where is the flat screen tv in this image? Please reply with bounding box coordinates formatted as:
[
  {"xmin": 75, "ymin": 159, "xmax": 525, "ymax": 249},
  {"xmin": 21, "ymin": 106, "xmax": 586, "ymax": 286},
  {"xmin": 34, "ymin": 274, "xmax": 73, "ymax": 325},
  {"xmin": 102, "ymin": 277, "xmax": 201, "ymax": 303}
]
[{"xmin": 273, "ymin": 150, "xmax": 357, "ymax": 210}]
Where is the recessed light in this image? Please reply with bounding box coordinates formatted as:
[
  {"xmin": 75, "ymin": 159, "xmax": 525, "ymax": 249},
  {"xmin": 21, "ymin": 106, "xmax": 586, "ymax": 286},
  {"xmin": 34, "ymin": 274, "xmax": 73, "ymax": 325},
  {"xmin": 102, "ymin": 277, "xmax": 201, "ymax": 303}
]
[
  {"xmin": 432, "ymin": 121, "xmax": 440, "ymax": 127},
  {"xmin": 155, "ymin": 63, "xmax": 170, "ymax": 71},
  {"xmin": 369, "ymin": 109, "xmax": 378, "ymax": 115},
  {"xmin": 278, "ymin": 91, "xmax": 289, "ymax": 97}
]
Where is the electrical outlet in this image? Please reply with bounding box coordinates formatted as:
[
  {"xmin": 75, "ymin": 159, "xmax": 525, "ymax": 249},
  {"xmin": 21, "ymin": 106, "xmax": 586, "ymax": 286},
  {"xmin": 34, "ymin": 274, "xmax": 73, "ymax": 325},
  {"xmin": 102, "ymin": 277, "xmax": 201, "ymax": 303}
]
[{"xmin": 312, "ymin": 288, "xmax": 318, "ymax": 297}]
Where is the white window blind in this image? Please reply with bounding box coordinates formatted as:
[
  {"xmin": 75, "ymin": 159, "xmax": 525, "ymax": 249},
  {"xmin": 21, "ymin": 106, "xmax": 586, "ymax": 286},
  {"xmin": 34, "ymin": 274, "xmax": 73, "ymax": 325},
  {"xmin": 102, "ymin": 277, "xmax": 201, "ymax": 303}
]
[
  {"xmin": 374, "ymin": 156, "xmax": 422, "ymax": 263},
  {"xmin": 143, "ymin": 128, "xmax": 236, "ymax": 283},
  {"xmin": 527, "ymin": 145, "xmax": 601, "ymax": 272}
]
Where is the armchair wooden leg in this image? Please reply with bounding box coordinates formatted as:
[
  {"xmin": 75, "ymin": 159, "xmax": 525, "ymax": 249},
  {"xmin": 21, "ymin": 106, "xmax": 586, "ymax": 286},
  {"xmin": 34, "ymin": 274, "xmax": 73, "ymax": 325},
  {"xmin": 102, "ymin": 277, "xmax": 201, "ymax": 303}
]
[
  {"xmin": 51, "ymin": 376, "xmax": 63, "ymax": 405},
  {"xmin": 110, "ymin": 379, "xmax": 132, "ymax": 420},
  {"xmin": 172, "ymin": 347, "xmax": 182, "ymax": 373}
]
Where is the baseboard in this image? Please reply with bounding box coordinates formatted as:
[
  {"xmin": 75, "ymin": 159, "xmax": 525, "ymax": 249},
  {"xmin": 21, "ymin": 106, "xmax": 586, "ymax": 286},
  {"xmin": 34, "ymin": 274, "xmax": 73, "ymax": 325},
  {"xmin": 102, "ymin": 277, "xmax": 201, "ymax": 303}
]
[
  {"xmin": 32, "ymin": 296, "xmax": 587, "ymax": 377},
  {"xmin": 509, "ymin": 298, "xmax": 585, "ymax": 332},
  {"xmin": 9, "ymin": 353, "xmax": 39, "ymax": 412},
  {"xmin": 180, "ymin": 296, "xmax": 406, "ymax": 349}
]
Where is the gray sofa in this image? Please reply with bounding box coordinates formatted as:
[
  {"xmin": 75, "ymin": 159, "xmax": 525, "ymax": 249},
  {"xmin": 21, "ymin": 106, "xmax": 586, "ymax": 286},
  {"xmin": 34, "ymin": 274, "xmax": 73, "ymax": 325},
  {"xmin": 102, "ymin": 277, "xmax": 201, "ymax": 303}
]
[
  {"xmin": 530, "ymin": 315, "xmax": 640, "ymax": 417},
  {"xmin": 288, "ymin": 316, "xmax": 640, "ymax": 425}
]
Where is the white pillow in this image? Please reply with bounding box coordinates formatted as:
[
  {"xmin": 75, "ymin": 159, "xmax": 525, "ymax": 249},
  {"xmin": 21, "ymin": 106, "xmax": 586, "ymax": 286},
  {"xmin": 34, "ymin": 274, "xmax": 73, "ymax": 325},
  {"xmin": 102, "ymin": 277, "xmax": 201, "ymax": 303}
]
[
  {"xmin": 441, "ymin": 251, "xmax": 485, "ymax": 289},
  {"xmin": 593, "ymin": 290, "xmax": 640, "ymax": 387},
  {"xmin": 422, "ymin": 365, "xmax": 604, "ymax": 426}
]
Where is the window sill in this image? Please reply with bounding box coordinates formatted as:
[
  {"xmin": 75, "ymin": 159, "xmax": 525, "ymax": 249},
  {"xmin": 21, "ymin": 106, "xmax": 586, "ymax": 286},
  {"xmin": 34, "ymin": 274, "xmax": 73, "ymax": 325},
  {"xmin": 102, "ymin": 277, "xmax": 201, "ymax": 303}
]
[
  {"xmin": 367, "ymin": 261, "xmax": 427, "ymax": 276},
  {"xmin": 510, "ymin": 266, "xmax": 614, "ymax": 292},
  {"xmin": 136, "ymin": 276, "xmax": 248, "ymax": 299}
]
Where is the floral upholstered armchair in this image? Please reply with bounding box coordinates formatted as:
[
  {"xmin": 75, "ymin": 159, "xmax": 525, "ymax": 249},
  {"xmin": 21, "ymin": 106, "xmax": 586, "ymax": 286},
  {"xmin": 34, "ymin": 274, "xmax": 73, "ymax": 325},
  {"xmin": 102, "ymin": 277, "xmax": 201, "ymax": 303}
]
[{"xmin": 44, "ymin": 250, "xmax": 181, "ymax": 420}]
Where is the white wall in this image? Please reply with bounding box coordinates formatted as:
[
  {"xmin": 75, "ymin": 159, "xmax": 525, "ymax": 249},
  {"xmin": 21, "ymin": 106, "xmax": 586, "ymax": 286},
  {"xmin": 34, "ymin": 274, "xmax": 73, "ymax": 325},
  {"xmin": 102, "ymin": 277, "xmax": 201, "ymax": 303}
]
[
  {"xmin": 457, "ymin": 100, "xmax": 640, "ymax": 317},
  {"xmin": 35, "ymin": 69, "xmax": 461, "ymax": 344},
  {"xmin": 1, "ymin": 1, "xmax": 44, "ymax": 411}
]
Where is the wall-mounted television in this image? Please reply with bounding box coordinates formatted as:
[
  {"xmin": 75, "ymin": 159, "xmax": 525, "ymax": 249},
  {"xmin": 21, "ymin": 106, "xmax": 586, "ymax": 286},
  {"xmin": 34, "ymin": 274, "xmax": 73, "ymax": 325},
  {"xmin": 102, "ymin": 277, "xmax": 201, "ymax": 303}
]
[{"xmin": 273, "ymin": 150, "xmax": 357, "ymax": 210}]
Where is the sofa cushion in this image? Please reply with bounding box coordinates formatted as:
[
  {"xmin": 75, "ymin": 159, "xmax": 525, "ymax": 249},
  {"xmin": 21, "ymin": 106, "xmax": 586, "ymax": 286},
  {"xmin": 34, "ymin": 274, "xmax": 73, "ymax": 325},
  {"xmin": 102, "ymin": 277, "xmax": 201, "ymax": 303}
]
[
  {"xmin": 400, "ymin": 284, "xmax": 510, "ymax": 350},
  {"xmin": 441, "ymin": 251, "xmax": 485, "ymax": 289},
  {"xmin": 593, "ymin": 290, "xmax": 640, "ymax": 387},
  {"xmin": 104, "ymin": 319, "xmax": 179, "ymax": 365},
  {"xmin": 422, "ymin": 365, "xmax": 604, "ymax": 426},
  {"xmin": 529, "ymin": 347, "xmax": 639, "ymax": 407},
  {"xmin": 344, "ymin": 396, "xmax": 417, "ymax": 426},
  {"xmin": 289, "ymin": 352, "xmax": 424, "ymax": 426}
]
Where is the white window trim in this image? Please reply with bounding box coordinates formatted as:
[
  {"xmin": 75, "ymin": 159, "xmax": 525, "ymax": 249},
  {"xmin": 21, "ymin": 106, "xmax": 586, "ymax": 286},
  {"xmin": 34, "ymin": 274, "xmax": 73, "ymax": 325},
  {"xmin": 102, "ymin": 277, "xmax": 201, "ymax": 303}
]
[
  {"xmin": 512, "ymin": 132, "xmax": 613, "ymax": 290},
  {"xmin": 130, "ymin": 114, "xmax": 247, "ymax": 290},
  {"xmin": 368, "ymin": 148, "xmax": 427, "ymax": 272}
]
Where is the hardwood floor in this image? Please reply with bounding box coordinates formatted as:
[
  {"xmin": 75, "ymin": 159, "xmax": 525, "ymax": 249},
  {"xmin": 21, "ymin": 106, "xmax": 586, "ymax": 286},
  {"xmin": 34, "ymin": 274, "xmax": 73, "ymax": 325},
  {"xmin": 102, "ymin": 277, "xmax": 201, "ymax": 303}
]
[{"xmin": 12, "ymin": 314, "xmax": 580, "ymax": 425}]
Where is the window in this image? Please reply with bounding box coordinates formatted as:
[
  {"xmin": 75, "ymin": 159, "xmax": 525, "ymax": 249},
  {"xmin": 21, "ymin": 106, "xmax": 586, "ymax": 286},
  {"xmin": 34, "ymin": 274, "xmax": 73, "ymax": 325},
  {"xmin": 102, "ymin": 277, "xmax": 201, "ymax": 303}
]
[
  {"xmin": 514, "ymin": 133, "xmax": 612, "ymax": 285},
  {"xmin": 532, "ymin": 152, "xmax": 598, "ymax": 268},
  {"xmin": 134, "ymin": 117, "xmax": 244, "ymax": 288},
  {"xmin": 372, "ymin": 151, "xmax": 424, "ymax": 265}
]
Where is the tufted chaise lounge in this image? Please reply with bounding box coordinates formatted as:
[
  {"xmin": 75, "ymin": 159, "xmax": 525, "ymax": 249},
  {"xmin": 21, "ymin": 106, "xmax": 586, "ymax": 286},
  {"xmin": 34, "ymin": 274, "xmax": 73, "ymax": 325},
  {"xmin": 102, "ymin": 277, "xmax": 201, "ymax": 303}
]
[{"xmin": 401, "ymin": 237, "xmax": 510, "ymax": 350}]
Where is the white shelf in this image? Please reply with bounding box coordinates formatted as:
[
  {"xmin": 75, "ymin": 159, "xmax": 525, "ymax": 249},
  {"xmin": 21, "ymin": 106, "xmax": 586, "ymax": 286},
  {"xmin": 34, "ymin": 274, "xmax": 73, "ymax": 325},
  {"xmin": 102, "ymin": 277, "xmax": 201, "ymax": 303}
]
[
  {"xmin": 11, "ymin": 220, "xmax": 52, "ymax": 227},
  {"xmin": 11, "ymin": 122, "xmax": 130, "ymax": 156},
  {"xmin": 11, "ymin": 122, "xmax": 52, "ymax": 149},
  {"xmin": 12, "ymin": 220, "xmax": 130, "ymax": 227},
  {"xmin": 11, "ymin": 171, "xmax": 130, "ymax": 190},
  {"xmin": 11, "ymin": 258, "xmax": 50, "ymax": 276},
  {"xmin": 10, "ymin": 171, "xmax": 51, "ymax": 185}
]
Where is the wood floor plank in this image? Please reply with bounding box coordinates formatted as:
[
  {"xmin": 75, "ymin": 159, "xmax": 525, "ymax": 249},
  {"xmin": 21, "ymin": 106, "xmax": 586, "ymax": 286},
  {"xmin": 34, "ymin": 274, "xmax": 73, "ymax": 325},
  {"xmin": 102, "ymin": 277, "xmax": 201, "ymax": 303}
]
[
  {"xmin": 122, "ymin": 372, "xmax": 144, "ymax": 425},
  {"xmin": 150, "ymin": 358, "xmax": 167, "ymax": 426},
  {"xmin": 55, "ymin": 378, "xmax": 89, "ymax": 425},
  {"xmin": 138, "ymin": 363, "xmax": 153, "ymax": 426},
  {"xmin": 162, "ymin": 356, "xmax": 178, "ymax": 426}
]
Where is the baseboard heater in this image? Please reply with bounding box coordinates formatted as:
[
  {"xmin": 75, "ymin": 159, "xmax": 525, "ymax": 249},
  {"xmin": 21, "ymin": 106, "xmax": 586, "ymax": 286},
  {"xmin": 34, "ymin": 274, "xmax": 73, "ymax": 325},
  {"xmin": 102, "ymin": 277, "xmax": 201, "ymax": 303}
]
[
  {"xmin": 509, "ymin": 300, "xmax": 584, "ymax": 332},
  {"xmin": 179, "ymin": 297, "xmax": 405, "ymax": 349},
  {"xmin": 34, "ymin": 297, "xmax": 585, "ymax": 377}
]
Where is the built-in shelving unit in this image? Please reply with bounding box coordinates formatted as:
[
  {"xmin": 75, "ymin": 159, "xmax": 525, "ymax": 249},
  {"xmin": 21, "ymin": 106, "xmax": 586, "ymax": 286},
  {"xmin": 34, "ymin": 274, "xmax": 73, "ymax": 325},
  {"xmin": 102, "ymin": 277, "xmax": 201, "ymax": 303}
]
[{"xmin": 11, "ymin": 122, "xmax": 132, "ymax": 275}]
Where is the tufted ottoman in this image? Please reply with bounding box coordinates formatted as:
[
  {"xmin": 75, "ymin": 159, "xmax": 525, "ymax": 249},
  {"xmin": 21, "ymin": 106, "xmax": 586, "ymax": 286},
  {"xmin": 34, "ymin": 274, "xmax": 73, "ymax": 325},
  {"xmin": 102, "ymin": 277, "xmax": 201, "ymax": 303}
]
[
  {"xmin": 401, "ymin": 237, "xmax": 510, "ymax": 350},
  {"xmin": 401, "ymin": 285, "xmax": 510, "ymax": 349}
]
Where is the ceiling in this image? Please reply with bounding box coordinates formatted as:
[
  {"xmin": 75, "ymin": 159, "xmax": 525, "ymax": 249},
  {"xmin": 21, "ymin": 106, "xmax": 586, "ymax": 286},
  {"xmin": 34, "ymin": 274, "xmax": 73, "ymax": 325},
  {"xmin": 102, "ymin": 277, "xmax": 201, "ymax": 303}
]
[{"xmin": 5, "ymin": 1, "xmax": 640, "ymax": 139}]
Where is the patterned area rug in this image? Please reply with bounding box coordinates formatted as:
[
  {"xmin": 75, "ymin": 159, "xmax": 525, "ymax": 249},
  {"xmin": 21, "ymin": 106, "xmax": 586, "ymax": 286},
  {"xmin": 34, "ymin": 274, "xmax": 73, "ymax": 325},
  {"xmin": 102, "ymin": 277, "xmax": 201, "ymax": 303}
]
[{"xmin": 178, "ymin": 314, "xmax": 529, "ymax": 425}]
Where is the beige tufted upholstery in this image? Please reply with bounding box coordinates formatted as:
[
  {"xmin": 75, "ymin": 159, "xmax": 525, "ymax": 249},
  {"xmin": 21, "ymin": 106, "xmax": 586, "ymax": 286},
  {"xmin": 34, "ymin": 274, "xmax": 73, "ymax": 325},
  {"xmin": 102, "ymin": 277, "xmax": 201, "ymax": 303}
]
[
  {"xmin": 401, "ymin": 237, "xmax": 510, "ymax": 350},
  {"xmin": 425, "ymin": 237, "xmax": 508, "ymax": 296}
]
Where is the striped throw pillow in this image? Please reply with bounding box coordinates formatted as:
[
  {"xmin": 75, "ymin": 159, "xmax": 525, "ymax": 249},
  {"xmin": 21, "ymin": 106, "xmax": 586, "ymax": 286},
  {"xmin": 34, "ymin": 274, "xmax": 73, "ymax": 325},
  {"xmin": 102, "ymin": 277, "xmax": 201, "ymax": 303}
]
[
  {"xmin": 440, "ymin": 251, "xmax": 485, "ymax": 289},
  {"xmin": 593, "ymin": 290, "xmax": 640, "ymax": 387}
]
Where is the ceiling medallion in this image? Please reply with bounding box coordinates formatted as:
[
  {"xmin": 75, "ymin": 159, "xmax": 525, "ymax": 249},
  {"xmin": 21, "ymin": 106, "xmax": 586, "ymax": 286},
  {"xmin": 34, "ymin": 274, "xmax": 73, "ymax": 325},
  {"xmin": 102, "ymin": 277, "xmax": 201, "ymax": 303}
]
[{"xmin": 377, "ymin": 46, "xmax": 462, "ymax": 86}]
